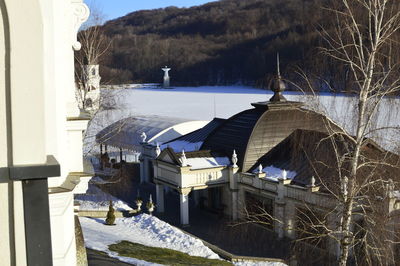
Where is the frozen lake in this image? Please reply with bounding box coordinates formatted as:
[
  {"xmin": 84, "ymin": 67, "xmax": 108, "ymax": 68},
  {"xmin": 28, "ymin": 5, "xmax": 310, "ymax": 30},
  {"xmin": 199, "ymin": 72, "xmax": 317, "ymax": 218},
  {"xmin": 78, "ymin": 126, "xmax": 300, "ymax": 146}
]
[{"xmin": 86, "ymin": 85, "xmax": 400, "ymax": 154}]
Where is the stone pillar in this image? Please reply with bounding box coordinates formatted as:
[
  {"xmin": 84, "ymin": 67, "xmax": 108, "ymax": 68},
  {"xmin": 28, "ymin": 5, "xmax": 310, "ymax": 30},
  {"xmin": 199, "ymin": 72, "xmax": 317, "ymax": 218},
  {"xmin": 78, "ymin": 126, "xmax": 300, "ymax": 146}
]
[
  {"xmin": 285, "ymin": 201, "xmax": 296, "ymax": 238},
  {"xmin": 139, "ymin": 155, "xmax": 145, "ymax": 183},
  {"xmin": 179, "ymin": 189, "xmax": 191, "ymax": 226},
  {"xmin": 229, "ymin": 165, "xmax": 239, "ymax": 221},
  {"xmin": 231, "ymin": 189, "xmax": 238, "ymax": 221},
  {"xmin": 143, "ymin": 157, "xmax": 149, "ymax": 183},
  {"xmin": 274, "ymin": 177, "xmax": 291, "ymax": 239},
  {"xmin": 274, "ymin": 201, "xmax": 285, "ymax": 239},
  {"xmin": 156, "ymin": 183, "xmax": 165, "ymax": 213}
]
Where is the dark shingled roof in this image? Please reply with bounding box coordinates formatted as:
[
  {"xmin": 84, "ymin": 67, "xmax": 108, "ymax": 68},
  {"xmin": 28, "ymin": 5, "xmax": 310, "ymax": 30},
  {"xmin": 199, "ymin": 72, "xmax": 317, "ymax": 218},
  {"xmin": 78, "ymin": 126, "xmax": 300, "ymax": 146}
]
[
  {"xmin": 164, "ymin": 118, "xmax": 225, "ymax": 144},
  {"xmin": 201, "ymin": 101, "xmax": 340, "ymax": 171},
  {"xmin": 201, "ymin": 108, "xmax": 266, "ymax": 165},
  {"xmin": 249, "ymin": 129, "xmax": 400, "ymax": 189},
  {"xmin": 174, "ymin": 150, "xmax": 227, "ymax": 159}
]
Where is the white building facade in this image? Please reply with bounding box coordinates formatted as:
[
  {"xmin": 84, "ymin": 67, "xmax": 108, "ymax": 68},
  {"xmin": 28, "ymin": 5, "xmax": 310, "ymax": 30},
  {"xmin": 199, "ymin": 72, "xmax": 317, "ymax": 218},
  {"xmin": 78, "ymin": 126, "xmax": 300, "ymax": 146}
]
[{"xmin": 0, "ymin": 0, "xmax": 92, "ymax": 265}]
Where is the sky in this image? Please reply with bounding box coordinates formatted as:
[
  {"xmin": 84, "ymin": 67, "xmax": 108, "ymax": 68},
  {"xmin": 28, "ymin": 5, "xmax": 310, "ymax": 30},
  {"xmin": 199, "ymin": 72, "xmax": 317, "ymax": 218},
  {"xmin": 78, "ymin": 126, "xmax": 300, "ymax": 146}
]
[{"xmin": 84, "ymin": 0, "xmax": 216, "ymax": 21}]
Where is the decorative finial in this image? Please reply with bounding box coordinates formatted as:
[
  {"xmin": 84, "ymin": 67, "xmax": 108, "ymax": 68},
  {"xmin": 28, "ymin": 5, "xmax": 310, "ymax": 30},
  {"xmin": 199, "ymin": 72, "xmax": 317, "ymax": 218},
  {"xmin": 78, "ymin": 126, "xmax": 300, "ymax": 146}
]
[
  {"xmin": 155, "ymin": 143, "xmax": 161, "ymax": 157},
  {"xmin": 140, "ymin": 132, "xmax": 147, "ymax": 143},
  {"xmin": 232, "ymin": 150, "xmax": 238, "ymax": 168},
  {"xmin": 310, "ymin": 176, "xmax": 316, "ymax": 187},
  {"xmin": 258, "ymin": 164, "xmax": 263, "ymax": 174},
  {"xmin": 269, "ymin": 53, "xmax": 287, "ymax": 102},
  {"xmin": 179, "ymin": 150, "xmax": 188, "ymax": 166},
  {"xmin": 147, "ymin": 194, "xmax": 155, "ymax": 215},
  {"xmin": 282, "ymin": 169, "xmax": 287, "ymax": 180}
]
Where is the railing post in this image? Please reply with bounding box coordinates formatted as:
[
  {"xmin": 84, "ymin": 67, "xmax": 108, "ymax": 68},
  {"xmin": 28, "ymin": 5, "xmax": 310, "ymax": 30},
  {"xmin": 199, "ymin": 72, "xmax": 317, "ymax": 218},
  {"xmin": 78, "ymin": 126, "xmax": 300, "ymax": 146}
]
[{"xmin": 7, "ymin": 155, "xmax": 60, "ymax": 266}]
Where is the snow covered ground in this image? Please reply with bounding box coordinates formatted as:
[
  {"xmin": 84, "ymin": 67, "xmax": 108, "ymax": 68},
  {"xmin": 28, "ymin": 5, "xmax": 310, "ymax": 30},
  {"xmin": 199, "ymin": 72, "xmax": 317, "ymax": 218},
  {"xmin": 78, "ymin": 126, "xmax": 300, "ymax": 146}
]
[
  {"xmin": 80, "ymin": 214, "xmax": 287, "ymax": 266},
  {"xmin": 75, "ymin": 180, "xmax": 132, "ymax": 212},
  {"xmin": 85, "ymin": 85, "xmax": 400, "ymax": 155},
  {"xmin": 80, "ymin": 214, "xmax": 218, "ymax": 265}
]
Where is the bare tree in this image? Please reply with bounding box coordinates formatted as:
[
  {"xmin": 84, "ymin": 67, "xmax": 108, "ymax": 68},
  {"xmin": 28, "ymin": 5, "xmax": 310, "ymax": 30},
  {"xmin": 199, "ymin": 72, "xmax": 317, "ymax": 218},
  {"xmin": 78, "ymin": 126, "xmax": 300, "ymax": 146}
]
[
  {"xmin": 241, "ymin": 1, "xmax": 400, "ymax": 265},
  {"xmin": 317, "ymin": 1, "xmax": 400, "ymax": 264},
  {"xmin": 74, "ymin": 4, "xmax": 111, "ymax": 110}
]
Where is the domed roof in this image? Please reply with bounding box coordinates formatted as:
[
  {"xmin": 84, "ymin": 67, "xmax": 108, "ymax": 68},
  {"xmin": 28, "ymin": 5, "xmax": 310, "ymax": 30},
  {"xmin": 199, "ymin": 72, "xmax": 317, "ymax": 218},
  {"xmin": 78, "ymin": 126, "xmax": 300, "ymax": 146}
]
[
  {"xmin": 96, "ymin": 115, "xmax": 208, "ymax": 151},
  {"xmin": 201, "ymin": 101, "xmax": 341, "ymax": 172}
]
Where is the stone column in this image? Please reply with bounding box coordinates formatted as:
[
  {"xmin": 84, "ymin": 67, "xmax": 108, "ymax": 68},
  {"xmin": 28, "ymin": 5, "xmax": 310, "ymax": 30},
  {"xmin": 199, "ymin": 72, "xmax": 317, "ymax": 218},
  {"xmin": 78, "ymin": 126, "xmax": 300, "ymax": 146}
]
[
  {"xmin": 139, "ymin": 155, "xmax": 145, "ymax": 183},
  {"xmin": 274, "ymin": 201, "xmax": 285, "ymax": 239},
  {"xmin": 275, "ymin": 178, "xmax": 290, "ymax": 239},
  {"xmin": 231, "ymin": 189, "xmax": 238, "ymax": 221},
  {"xmin": 285, "ymin": 201, "xmax": 296, "ymax": 238},
  {"xmin": 179, "ymin": 189, "xmax": 191, "ymax": 226},
  {"xmin": 156, "ymin": 183, "xmax": 165, "ymax": 213},
  {"xmin": 229, "ymin": 165, "xmax": 239, "ymax": 221}
]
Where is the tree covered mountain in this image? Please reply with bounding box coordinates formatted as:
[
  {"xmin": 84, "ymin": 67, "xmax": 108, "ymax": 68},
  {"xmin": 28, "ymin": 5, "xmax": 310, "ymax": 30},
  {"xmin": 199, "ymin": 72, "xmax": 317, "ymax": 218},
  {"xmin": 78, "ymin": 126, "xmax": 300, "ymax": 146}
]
[{"xmin": 98, "ymin": 0, "xmax": 336, "ymax": 88}]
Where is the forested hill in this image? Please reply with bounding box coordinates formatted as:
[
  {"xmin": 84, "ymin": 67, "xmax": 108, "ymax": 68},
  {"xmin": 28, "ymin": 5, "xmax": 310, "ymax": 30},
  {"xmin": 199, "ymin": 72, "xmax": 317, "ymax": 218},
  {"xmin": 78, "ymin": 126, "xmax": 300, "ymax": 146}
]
[{"xmin": 99, "ymin": 0, "xmax": 330, "ymax": 87}]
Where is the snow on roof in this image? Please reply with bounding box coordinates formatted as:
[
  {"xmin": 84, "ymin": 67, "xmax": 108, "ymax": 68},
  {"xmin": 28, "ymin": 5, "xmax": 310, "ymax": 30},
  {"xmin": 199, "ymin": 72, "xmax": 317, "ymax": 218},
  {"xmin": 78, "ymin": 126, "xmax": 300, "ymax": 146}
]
[
  {"xmin": 252, "ymin": 165, "xmax": 297, "ymax": 182},
  {"xmin": 187, "ymin": 156, "xmax": 231, "ymax": 170},
  {"xmin": 96, "ymin": 115, "xmax": 208, "ymax": 151},
  {"xmin": 163, "ymin": 140, "xmax": 203, "ymax": 153},
  {"xmin": 162, "ymin": 118, "xmax": 225, "ymax": 152}
]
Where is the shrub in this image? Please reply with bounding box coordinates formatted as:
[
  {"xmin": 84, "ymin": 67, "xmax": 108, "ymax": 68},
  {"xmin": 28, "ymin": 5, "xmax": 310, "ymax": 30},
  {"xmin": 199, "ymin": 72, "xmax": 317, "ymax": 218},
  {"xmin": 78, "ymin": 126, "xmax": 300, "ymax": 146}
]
[{"xmin": 105, "ymin": 200, "xmax": 116, "ymax": 225}]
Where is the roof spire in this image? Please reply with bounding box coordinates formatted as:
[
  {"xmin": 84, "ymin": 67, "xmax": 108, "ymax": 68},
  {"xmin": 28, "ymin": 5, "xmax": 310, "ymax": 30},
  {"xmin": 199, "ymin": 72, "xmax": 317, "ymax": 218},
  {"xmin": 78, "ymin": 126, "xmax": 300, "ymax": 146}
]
[
  {"xmin": 269, "ymin": 53, "xmax": 287, "ymax": 102},
  {"xmin": 277, "ymin": 53, "xmax": 281, "ymax": 77}
]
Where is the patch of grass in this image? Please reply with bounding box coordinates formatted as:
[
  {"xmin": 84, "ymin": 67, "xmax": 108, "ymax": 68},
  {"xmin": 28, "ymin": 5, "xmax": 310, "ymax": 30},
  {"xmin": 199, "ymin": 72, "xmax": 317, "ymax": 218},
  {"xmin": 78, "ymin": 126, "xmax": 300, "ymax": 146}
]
[
  {"xmin": 88, "ymin": 248, "xmax": 108, "ymax": 257},
  {"xmin": 109, "ymin": 240, "xmax": 232, "ymax": 266}
]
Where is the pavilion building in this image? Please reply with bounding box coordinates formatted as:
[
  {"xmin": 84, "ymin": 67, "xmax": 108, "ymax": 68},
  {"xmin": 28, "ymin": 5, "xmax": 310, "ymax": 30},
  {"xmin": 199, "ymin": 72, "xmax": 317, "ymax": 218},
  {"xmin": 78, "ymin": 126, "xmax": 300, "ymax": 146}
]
[{"xmin": 150, "ymin": 67, "xmax": 400, "ymax": 260}]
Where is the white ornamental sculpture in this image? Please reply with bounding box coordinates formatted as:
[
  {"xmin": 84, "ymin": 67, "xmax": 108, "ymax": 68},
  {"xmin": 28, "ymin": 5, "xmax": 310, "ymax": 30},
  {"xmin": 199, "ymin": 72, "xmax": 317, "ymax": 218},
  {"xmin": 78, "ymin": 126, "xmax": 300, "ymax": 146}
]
[
  {"xmin": 162, "ymin": 66, "xmax": 171, "ymax": 88},
  {"xmin": 140, "ymin": 132, "xmax": 147, "ymax": 143},
  {"xmin": 310, "ymin": 176, "xmax": 316, "ymax": 187},
  {"xmin": 71, "ymin": 0, "xmax": 90, "ymax": 51},
  {"xmin": 147, "ymin": 194, "xmax": 155, "ymax": 215},
  {"xmin": 179, "ymin": 150, "xmax": 188, "ymax": 166},
  {"xmin": 155, "ymin": 143, "xmax": 161, "ymax": 157},
  {"xmin": 232, "ymin": 150, "xmax": 238, "ymax": 168},
  {"xmin": 282, "ymin": 169, "xmax": 287, "ymax": 180},
  {"xmin": 258, "ymin": 164, "xmax": 263, "ymax": 174}
]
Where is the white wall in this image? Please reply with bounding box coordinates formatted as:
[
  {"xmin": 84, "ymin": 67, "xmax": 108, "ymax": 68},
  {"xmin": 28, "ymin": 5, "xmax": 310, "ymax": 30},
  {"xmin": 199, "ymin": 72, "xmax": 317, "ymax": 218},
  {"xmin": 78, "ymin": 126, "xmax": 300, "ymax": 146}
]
[{"xmin": 0, "ymin": 0, "xmax": 90, "ymax": 265}]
